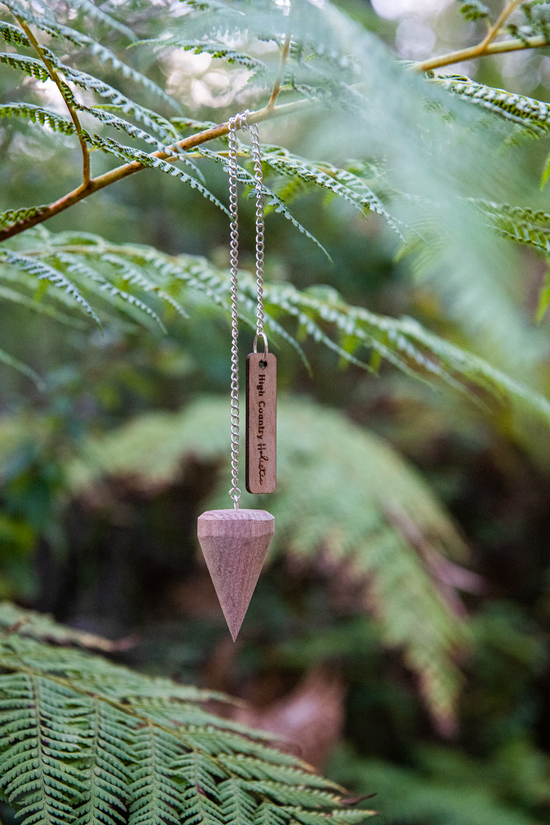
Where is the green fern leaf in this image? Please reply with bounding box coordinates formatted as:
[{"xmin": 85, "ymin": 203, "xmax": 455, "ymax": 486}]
[
  {"xmin": 0, "ymin": 20, "xmax": 31, "ymax": 48},
  {"xmin": 470, "ymin": 198, "xmax": 550, "ymax": 252},
  {"xmin": 199, "ymin": 147, "xmax": 330, "ymax": 259},
  {"xmin": 16, "ymin": 228, "xmax": 550, "ymax": 424},
  {"xmin": 0, "ymin": 249, "xmax": 100, "ymax": 324},
  {"xmin": 0, "ymin": 204, "xmax": 49, "ymax": 228},
  {"xmin": 129, "ymin": 723, "xmax": 184, "ymax": 825},
  {"xmin": 62, "ymin": 0, "xmax": 137, "ymax": 41},
  {"xmin": 289, "ymin": 808, "xmax": 375, "ymax": 825},
  {"xmin": 0, "ymin": 52, "xmax": 50, "ymax": 83},
  {"xmin": 77, "ymin": 108, "xmax": 203, "ymax": 179},
  {"xmin": 0, "ymin": 103, "xmax": 75, "ymax": 136},
  {"xmin": 47, "ymin": 252, "xmax": 166, "ymax": 332},
  {"xmin": 57, "ymin": 30, "xmax": 179, "ymax": 111},
  {"xmin": 155, "ymin": 38, "xmax": 267, "ymax": 76},
  {"xmin": 0, "ymin": 674, "xmax": 89, "ymax": 822},
  {"xmin": 255, "ymin": 803, "xmax": 292, "ymax": 825},
  {"xmin": 217, "ymin": 756, "xmax": 340, "ymax": 790},
  {"xmin": 219, "ymin": 779, "xmax": 257, "ymax": 825},
  {"xmin": 242, "ymin": 781, "xmax": 341, "ymax": 809},
  {"xmin": 458, "ymin": 0, "xmax": 491, "ymax": 21},
  {"xmin": 84, "ymin": 134, "xmax": 227, "ymax": 214},
  {"xmin": 436, "ymin": 75, "xmax": 550, "ymax": 135},
  {"xmin": 261, "ymin": 146, "xmax": 404, "ymax": 239},
  {"xmin": 0, "ymin": 605, "xmax": 367, "ymax": 825},
  {"xmin": 170, "ymin": 116, "xmax": 218, "ymax": 135},
  {"xmin": 63, "ymin": 70, "xmax": 174, "ymax": 141}
]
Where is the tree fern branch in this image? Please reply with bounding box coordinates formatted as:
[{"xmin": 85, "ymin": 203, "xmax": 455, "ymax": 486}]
[
  {"xmin": 477, "ymin": 0, "xmax": 524, "ymax": 52},
  {"xmin": 415, "ymin": 32, "xmax": 550, "ymax": 73},
  {"xmin": 0, "ymin": 98, "xmax": 311, "ymax": 243},
  {"xmin": 15, "ymin": 17, "xmax": 91, "ymax": 187},
  {"xmin": 267, "ymin": 31, "xmax": 292, "ymax": 113}
]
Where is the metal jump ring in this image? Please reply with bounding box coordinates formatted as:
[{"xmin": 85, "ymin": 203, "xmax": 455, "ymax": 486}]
[{"xmin": 253, "ymin": 332, "xmax": 268, "ymax": 355}]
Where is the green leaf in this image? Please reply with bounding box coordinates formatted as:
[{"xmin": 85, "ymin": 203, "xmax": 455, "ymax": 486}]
[
  {"xmin": 458, "ymin": 0, "xmax": 491, "ymax": 21},
  {"xmin": 437, "ymin": 75, "xmax": 550, "ymax": 135},
  {"xmin": 85, "ymin": 134, "xmax": 227, "ymax": 214},
  {"xmin": 199, "ymin": 147, "xmax": 331, "ymax": 259},
  {"xmin": 0, "ymin": 604, "xmax": 367, "ymax": 825},
  {"xmin": 0, "ymin": 249, "xmax": 101, "ymax": 325},
  {"xmin": 261, "ymin": 146, "xmax": 404, "ymax": 240}
]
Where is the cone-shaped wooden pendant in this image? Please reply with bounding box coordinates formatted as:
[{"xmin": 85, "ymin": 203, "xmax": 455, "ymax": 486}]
[{"xmin": 198, "ymin": 509, "xmax": 275, "ymax": 640}]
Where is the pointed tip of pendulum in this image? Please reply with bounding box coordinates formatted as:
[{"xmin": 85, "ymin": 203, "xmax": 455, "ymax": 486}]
[{"xmin": 197, "ymin": 509, "xmax": 275, "ymax": 640}]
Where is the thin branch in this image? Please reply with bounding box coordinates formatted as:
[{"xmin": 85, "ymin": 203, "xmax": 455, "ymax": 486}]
[
  {"xmin": 266, "ymin": 31, "xmax": 292, "ymax": 113},
  {"xmin": 479, "ymin": 0, "xmax": 524, "ymax": 50},
  {"xmin": 414, "ymin": 32, "xmax": 550, "ymax": 73},
  {"xmin": 0, "ymin": 96, "xmax": 310, "ymax": 244},
  {"xmin": 16, "ymin": 17, "xmax": 91, "ymax": 186}
]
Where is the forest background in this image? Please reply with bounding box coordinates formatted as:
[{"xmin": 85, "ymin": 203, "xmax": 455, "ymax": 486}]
[{"xmin": 0, "ymin": 0, "xmax": 550, "ymax": 823}]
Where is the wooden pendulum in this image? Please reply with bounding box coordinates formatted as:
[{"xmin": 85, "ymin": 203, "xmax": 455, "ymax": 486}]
[
  {"xmin": 198, "ymin": 509, "xmax": 274, "ymax": 641},
  {"xmin": 197, "ymin": 112, "xmax": 276, "ymax": 640}
]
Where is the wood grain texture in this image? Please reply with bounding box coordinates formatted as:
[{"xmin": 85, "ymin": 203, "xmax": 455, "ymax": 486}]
[
  {"xmin": 197, "ymin": 509, "xmax": 275, "ymax": 640},
  {"xmin": 246, "ymin": 352, "xmax": 277, "ymax": 494}
]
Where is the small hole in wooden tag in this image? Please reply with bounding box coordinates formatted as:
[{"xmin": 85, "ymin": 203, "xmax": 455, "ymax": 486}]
[{"xmin": 259, "ymin": 360, "xmax": 267, "ymax": 369}]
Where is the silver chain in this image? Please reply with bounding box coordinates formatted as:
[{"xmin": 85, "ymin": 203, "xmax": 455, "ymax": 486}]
[
  {"xmin": 249, "ymin": 124, "xmax": 267, "ymax": 355},
  {"xmin": 227, "ymin": 111, "xmax": 266, "ymax": 509}
]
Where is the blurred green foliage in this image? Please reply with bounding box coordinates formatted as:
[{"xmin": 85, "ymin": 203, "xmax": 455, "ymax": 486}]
[{"xmin": 0, "ymin": 0, "xmax": 550, "ymax": 823}]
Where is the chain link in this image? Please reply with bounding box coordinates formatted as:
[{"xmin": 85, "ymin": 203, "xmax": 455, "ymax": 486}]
[
  {"xmin": 227, "ymin": 112, "xmax": 246, "ymax": 509},
  {"xmin": 227, "ymin": 111, "xmax": 267, "ymax": 508},
  {"xmin": 248, "ymin": 123, "xmax": 267, "ymax": 353}
]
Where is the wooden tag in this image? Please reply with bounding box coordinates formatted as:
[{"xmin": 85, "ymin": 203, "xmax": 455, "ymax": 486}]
[
  {"xmin": 198, "ymin": 509, "xmax": 275, "ymax": 640},
  {"xmin": 246, "ymin": 352, "xmax": 277, "ymax": 494}
]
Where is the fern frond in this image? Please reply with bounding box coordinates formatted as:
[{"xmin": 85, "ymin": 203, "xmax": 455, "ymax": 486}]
[
  {"xmin": 0, "ymin": 51, "xmax": 50, "ymax": 82},
  {"xmin": 87, "ymin": 251, "xmax": 189, "ymax": 319},
  {"xmin": 76, "ymin": 700, "xmax": 133, "ymax": 825},
  {"xmin": 13, "ymin": 228, "xmax": 550, "ymax": 424},
  {"xmin": 436, "ymin": 75, "xmax": 550, "ymax": 135},
  {"xmin": 85, "ymin": 134, "xmax": 227, "ymax": 214},
  {"xmin": 0, "ymin": 20, "xmax": 31, "ymax": 48},
  {"xmin": 129, "ymin": 723, "xmax": 184, "ymax": 825},
  {"xmin": 0, "ymin": 203, "xmax": 48, "ymax": 228},
  {"xmin": 0, "ymin": 102, "xmax": 75, "ymax": 135},
  {"xmin": 470, "ymin": 198, "xmax": 550, "ymax": 253},
  {"xmin": 62, "ymin": 0, "xmax": 137, "ymax": 41},
  {"xmin": 56, "ymin": 29, "xmax": 179, "ymax": 111},
  {"xmin": 57, "ymin": 64, "xmax": 176, "ymax": 141},
  {"xmin": 170, "ymin": 116, "xmax": 218, "ymax": 135},
  {"xmin": 1, "ymin": 2, "xmax": 176, "ymax": 110},
  {"xmin": 217, "ymin": 756, "xmax": 341, "ymax": 790},
  {"xmin": 0, "ymin": 605, "xmax": 367, "ymax": 825},
  {"xmin": 0, "ymin": 249, "xmax": 100, "ymax": 324},
  {"xmin": 220, "ymin": 779, "xmax": 257, "ymax": 825},
  {"xmin": 47, "ymin": 251, "xmax": 166, "ymax": 331},
  {"xmin": 0, "ymin": 101, "xmax": 200, "ymax": 181},
  {"xmin": 255, "ymin": 803, "xmax": 292, "ymax": 825},
  {"xmin": 157, "ymin": 38, "xmax": 267, "ymax": 77},
  {"xmin": 0, "ymin": 673, "xmax": 89, "ymax": 821},
  {"xmin": 261, "ymin": 146, "xmax": 404, "ymax": 240},
  {"xmin": 199, "ymin": 147, "xmax": 330, "ymax": 259}
]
